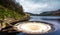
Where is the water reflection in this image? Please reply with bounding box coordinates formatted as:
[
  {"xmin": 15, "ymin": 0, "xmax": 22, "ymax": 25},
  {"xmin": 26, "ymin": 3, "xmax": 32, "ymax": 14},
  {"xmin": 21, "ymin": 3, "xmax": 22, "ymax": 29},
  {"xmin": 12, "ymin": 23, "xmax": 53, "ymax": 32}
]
[{"xmin": 17, "ymin": 16, "xmax": 60, "ymax": 35}]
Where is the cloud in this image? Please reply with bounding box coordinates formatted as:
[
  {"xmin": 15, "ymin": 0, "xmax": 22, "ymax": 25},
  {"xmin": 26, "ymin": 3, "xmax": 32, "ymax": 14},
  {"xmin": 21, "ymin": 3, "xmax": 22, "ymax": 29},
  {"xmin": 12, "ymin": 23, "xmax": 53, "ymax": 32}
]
[{"xmin": 16, "ymin": 0, "xmax": 60, "ymax": 14}]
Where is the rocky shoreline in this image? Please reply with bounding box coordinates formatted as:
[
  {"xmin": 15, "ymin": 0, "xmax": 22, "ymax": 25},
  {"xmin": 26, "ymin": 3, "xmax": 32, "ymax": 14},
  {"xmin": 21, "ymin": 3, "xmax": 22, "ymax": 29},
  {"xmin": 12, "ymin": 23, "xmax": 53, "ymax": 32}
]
[
  {"xmin": 1, "ymin": 14, "xmax": 30, "ymax": 32},
  {"xmin": 0, "ymin": 14, "xmax": 30, "ymax": 35},
  {"xmin": 0, "ymin": 21, "xmax": 55, "ymax": 35}
]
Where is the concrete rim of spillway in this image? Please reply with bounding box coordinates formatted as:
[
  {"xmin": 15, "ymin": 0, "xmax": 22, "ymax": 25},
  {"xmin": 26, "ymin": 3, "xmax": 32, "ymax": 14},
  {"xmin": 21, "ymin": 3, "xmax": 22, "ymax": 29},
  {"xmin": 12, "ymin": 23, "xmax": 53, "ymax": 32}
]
[{"xmin": 13, "ymin": 21, "xmax": 55, "ymax": 34}]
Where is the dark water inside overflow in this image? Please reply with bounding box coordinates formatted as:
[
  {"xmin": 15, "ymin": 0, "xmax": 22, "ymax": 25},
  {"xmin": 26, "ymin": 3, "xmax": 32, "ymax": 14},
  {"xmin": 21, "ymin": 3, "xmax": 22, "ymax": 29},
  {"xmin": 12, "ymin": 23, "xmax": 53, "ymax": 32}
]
[{"xmin": 17, "ymin": 16, "xmax": 60, "ymax": 35}]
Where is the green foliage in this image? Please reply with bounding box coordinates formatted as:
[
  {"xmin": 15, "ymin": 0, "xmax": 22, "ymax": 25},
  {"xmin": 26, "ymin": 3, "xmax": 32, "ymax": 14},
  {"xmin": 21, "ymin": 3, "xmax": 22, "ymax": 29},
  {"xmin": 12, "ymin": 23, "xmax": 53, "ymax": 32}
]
[
  {"xmin": 0, "ymin": 0, "xmax": 25, "ymax": 15},
  {"xmin": 0, "ymin": 5, "xmax": 23, "ymax": 20}
]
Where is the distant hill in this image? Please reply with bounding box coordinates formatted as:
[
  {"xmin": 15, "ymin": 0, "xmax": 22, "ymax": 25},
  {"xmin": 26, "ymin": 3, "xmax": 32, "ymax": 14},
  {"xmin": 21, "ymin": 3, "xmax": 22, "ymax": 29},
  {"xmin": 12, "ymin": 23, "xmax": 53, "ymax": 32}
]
[
  {"xmin": 40, "ymin": 9, "xmax": 60, "ymax": 16},
  {"xmin": 26, "ymin": 9, "xmax": 60, "ymax": 16},
  {"xmin": 25, "ymin": 12, "xmax": 40, "ymax": 16}
]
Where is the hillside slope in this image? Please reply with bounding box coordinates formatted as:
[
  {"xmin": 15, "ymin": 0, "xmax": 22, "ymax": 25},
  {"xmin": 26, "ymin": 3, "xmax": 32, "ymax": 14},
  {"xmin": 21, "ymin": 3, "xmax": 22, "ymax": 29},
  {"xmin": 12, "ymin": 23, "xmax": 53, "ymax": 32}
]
[
  {"xmin": 40, "ymin": 9, "xmax": 60, "ymax": 16},
  {"xmin": 0, "ymin": 0, "xmax": 25, "ymax": 15},
  {"xmin": 0, "ymin": 0, "xmax": 29, "ymax": 29}
]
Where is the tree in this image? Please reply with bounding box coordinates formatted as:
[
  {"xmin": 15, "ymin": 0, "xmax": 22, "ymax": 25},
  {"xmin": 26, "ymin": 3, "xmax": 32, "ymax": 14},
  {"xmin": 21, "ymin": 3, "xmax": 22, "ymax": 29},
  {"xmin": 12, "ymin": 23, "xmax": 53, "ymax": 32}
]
[{"xmin": 0, "ymin": 0, "xmax": 25, "ymax": 15}]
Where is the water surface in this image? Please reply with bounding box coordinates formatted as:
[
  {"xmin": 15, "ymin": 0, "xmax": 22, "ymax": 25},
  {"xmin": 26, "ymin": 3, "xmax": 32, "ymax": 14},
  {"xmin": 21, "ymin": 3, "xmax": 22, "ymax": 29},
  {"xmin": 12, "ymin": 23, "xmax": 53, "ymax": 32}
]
[{"xmin": 17, "ymin": 16, "xmax": 60, "ymax": 35}]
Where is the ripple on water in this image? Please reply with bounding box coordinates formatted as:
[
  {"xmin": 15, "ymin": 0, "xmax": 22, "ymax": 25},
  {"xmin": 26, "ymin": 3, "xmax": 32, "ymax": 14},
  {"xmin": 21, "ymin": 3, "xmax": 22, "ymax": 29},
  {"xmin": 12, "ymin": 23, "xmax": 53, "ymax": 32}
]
[{"xmin": 14, "ymin": 22, "xmax": 55, "ymax": 35}]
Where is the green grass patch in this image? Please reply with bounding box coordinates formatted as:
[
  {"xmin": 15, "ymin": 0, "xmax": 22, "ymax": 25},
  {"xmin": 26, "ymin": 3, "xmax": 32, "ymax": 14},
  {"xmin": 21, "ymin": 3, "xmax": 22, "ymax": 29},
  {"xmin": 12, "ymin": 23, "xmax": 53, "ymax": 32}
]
[{"xmin": 0, "ymin": 5, "xmax": 24, "ymax": 20}]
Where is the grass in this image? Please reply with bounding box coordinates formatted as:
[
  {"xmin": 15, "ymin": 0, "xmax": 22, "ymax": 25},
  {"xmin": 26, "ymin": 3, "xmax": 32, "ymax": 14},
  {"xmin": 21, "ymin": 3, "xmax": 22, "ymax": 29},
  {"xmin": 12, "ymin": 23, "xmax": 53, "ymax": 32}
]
[
  {"xmin": 0, "ymin": 5, "xmax": 25, "ymax": 28},
  {"xmin": 0, "ymin": 5, "xmax": 24, "ymax": 20}
]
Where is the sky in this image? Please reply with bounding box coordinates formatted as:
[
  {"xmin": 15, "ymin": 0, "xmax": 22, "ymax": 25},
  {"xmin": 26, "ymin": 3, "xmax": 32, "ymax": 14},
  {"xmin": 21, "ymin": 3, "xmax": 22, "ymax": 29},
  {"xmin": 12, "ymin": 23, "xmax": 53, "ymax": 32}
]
[{"xmin": 16, "ymin": 0, "xmax": 60, "ymax": 14}]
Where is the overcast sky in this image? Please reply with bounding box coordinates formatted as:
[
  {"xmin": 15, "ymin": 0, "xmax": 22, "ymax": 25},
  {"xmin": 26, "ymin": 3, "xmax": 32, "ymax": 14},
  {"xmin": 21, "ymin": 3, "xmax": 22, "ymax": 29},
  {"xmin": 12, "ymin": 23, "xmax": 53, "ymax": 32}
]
[{"xmin": 16, "ymin": 0, "xmax": 60, "ymax": 14}]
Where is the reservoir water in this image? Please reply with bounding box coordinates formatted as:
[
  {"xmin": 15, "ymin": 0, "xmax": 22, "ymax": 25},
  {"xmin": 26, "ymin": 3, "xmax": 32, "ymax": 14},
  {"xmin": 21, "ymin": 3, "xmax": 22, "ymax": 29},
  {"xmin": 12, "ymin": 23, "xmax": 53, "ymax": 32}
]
[{"xmin": 17, "ymin": 16, "xmax": 60, "ymax": 35}]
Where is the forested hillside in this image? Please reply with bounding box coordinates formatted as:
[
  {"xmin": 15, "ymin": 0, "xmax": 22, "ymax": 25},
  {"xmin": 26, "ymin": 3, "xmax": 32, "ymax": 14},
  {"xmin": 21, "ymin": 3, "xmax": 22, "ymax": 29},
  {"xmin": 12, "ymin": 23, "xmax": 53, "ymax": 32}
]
[
  {"xmin": 0, "ymin": 0, "xmax": 25, "ymax": 15},
  {"xmin": 0, "ymin": 0, "xmax": 29, "ymax": 28}
]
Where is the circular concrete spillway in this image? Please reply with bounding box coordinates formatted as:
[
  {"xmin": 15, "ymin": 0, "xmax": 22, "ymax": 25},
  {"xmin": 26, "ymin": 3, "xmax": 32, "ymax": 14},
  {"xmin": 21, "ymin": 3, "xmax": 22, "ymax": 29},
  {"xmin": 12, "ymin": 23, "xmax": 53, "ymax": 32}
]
[{"xmin": 14, "ymin": 22, "xmax": 54, "ymax": 34}]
